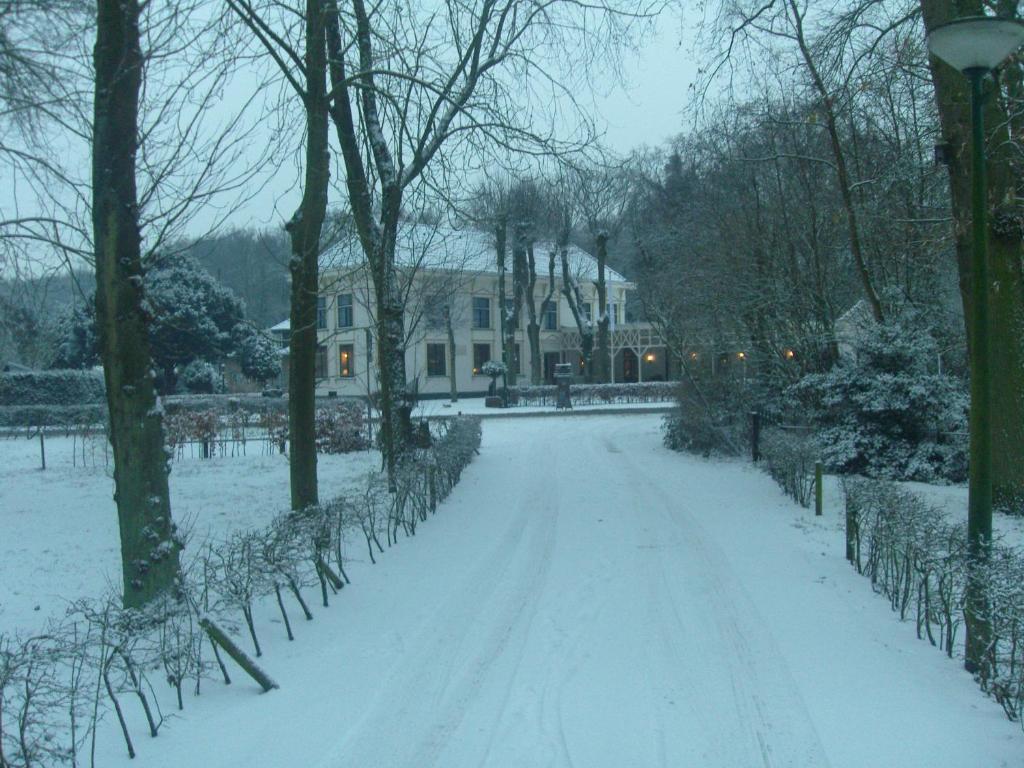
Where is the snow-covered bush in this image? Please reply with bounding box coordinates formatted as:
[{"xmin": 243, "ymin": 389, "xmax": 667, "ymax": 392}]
[
  {"xmin": 480, "ymin": 360, "xmax": 506, "ymax": 378},
  {"xmin": 180, "ymin": 360, "xmax": 221, "ymax": 394},
  {"xmin": 793, "ymin": 319, "xmax": 967, "ymax": 482},
  {"xmin": 235, "ymin": 325, "xmax": 281, "ymax": 383},
  {"xmin": 760, "ymin": 428, "xmax": 818, "ymax": 507},
  {"xmin": 662, "ymin": 379, "xmax": 757, "ymax": 457},
  {"xmin": 314, "ymin": 404, "xmax": 369, "ymax": 454}
]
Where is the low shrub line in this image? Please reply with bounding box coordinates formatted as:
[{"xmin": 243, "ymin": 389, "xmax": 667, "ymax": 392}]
[
  {"xmin": 843, "ymin": 477, "xmax": 1024, "ymax": 724},
  {"xmin": 0, "ymin": 417, "xmax": 482, "ymax": 766},
  {"xmin": 509, "ymin": 381, "xmax": 674, "ymax": 407}
]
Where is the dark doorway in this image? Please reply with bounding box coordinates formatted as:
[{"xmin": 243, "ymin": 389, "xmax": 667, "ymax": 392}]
[
  {"xmin": 622, "ymin": 349, "xmax": 638, "ymax": 383},
  {"xmin": 543, "ymin": 352, "xmax": 561, "ymax": 384}
]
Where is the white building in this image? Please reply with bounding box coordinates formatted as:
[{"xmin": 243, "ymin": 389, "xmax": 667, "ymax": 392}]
[{"xmin": 274, "ymin": 224, "xmax": 668, "ymax": 399}]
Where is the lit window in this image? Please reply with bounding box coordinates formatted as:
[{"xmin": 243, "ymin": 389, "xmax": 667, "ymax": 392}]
[
  {"xmin": 339, "ymin": 344, "xmax": 354, "ymax": 377},
  {"xmin": 472, "ymin": 343, "xmax": 491, "ymax": 375}
]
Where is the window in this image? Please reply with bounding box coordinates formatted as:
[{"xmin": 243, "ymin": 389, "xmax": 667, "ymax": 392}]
[
  {"xmin": 339, "ymin": 344, "xmax": 354, "ymax": 377},
  {"xmin": 582, "ymin": 302, "xmax": 592, "ymax": 323},
  {"xmin": 504, "ymin": 297, "xmax": 519, "ymax": 330},
  {"xmin": 607, "ymin": 302, "xmax": 621, "ymax": 326},
  {"xmin": 543, "ymin": 301, "xmax": 558, "ymax": 330},
  {"xmin": 425, "ymin": 298, "xmax": 447, "ymax": 330},
  {"xmin": 514, "ymin": 343, "xmax": 522, "ymax": 375},
  {"xmin": 472, "ymin": 296, "xmax": 491, "ymax": 329},
  {"xmin": 472, "ymin": 343, "xmax": 491, "ymax": 375},
  {"xmin": 317, "ymin": 296, "xmax": 327, "ymax": 330},
  {"xmin": 426, "ymin": 342, "xmax": 447, "ymax": 377},
  {"xmin": 315, "ymin": 345, "xmax": 327, "ymax": 379},
  {"xmin": 337, "ymin": 294, "xmax": 353, "ymax": 328}
]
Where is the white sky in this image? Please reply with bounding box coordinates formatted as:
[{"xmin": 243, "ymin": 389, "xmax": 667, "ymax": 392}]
[{"xmin": 1, "ymin": 10, "xmax": 700, "ymax": 258}]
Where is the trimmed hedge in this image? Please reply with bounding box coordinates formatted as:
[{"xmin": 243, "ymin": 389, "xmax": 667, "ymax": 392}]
[
  {"xmin": 0, "ymin": 370, "xmax": 105, "ymax": 407},
  {"xmin": 760, "ymin": 428, "xmax": 818, "ymax": 508}
]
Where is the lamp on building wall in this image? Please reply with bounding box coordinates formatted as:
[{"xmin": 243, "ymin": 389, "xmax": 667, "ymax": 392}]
[{"xmin": 927, "ymin": 14, "xmax": 1024, "ymax": 674}]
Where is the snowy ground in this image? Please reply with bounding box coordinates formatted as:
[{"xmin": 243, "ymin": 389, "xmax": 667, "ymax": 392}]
[
  {"xmin": 0, "ymin": 434, "xmax": 379, "ymax": 633},
  {"xmin": 413, "ymin": 397, "xmax": 673, "ymax": 419},
  {"xmin": 3, "ymin": 414, "xmax": 1022, "ymax": 767}
]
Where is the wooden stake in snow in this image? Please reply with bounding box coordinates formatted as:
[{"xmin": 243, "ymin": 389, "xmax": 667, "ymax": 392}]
[{"xmin": 200, "ymin": 618, "xmax": 278, "ymax": 693}]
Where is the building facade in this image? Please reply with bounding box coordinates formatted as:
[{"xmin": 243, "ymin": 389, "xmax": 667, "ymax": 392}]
[{"xmin": 273, "ymin": 224, "xmax": 669, "ymax": 398}]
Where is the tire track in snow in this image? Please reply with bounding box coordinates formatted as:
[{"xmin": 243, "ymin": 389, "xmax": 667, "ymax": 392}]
[
  {"xmin": 325, "ymin": 444, "xmax": 561, "ymax": 768},
  {"xmin": 617, "ymin": 443, "xmax": 833, "ymax": 768}
]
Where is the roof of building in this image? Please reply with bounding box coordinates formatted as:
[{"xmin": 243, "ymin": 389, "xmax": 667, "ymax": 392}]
[{"xmin": 319, "ymin": 223, "xmax": 629, "ymax": 284}]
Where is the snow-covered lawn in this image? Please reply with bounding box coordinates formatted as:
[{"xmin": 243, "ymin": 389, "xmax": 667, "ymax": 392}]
[
  {"xmin": 3, "ymin": 414, "xmax": 1022, "ymax": 767},
  {"xmin": 0, "ymin": 434, "xmax": 379, "ymax": 633}
]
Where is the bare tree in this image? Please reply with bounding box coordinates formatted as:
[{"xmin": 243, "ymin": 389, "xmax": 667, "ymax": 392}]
[
  {"xmin": 323, "ymin": 0, "xmax": 659, "ymax": 480},
  {"xmin": 226, "ymin": 0, "xmax": 333, "ymax": 511}
]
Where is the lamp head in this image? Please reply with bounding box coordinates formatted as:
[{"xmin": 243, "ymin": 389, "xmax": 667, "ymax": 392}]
[{"xmin": 927, "ymin": 16, "xmax": 1024, "ymax": 73}]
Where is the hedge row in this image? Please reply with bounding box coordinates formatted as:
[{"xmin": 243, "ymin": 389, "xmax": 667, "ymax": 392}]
[
  {"xmin": 0, "ymin": 416, "xmax": 482, "ymax": 766},
  {"xmin": 759, "ymin": 428, "xmax": 818, "ymax": 508},
  {"xmin": 0, "ymin": 370, "xmax": 106, "ymax": 407},
  {"xmin": 843, "ymin": 477, "xmax": 1024, "ymax": 723},
  {"xmin": 510, "ymin": 380, "xmax": 675, "ymax": 407}
]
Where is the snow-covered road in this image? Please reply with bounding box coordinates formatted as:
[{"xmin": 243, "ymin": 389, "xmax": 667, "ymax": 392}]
[{"xmin": 101, "ymin": 414, "xmax": 1024, "ymax": 767}]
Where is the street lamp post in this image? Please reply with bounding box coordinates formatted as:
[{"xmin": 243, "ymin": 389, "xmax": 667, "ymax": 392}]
[{"xmin": 927, "ymin": 15, "xmax": 1024, "ymax": 675}]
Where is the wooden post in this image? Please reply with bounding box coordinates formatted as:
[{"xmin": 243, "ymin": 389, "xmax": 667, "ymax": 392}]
[
  {"xmin": 845, "ymin": 495, "xmax": 857, "ymax": 566},
  {"xmin": 39, "ymin": 430, "xmax": 46, "ymax": 471},
  {"xmin": 200, "ymin": 618, "xmax": 278, "ymax": 692},
  {"xmin": 814, "ymin": 461, "xmax": 823, "ymax": 517},
  {"xmin": 750, "ymin": 412, "xmax": 761, "ymax": 463}
]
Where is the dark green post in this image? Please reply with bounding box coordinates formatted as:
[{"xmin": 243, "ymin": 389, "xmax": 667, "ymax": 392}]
[
  {"xmin": 964, "ymin": 66, "xmax": 992, "ymax": 676},
  {"xmin": 814, "ymin": 461, "xmax": 823, "ymax": 517}
]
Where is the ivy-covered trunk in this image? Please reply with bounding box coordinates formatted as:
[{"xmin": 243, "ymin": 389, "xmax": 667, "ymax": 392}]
[
  {"xmin": 595, "ymin": 233, "xmax": 610, "ymax": 383},
  {"xmin": 495, "ymin": 221, "xmax": 518, "ymax": 387},
  {"xmin": 372, "ymin": 207, "xmax": 411, "ymax": 484},
  {"xmin": 93, "ymin": 0, "xmax": 181, "ymax": 608},
  {"xmin": 920, "ymin": 0, "xmax": 1024, "ymax": 678},
  {"xmin": 286, "ymin": 0, "xmax": 330, "ymax": 512},
  {"xmin": 445, "ymin": 305, "xmax": 458, "ymax": 401}
]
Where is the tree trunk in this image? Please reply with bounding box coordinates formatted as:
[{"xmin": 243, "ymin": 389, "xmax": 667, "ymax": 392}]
[
  {"xmin": 595, "ymin": 233, "xmax": 610, "ymax": 383},
  {"xmin": 527, "ymin": 323, "xmax": 542, "ymax": 385},
  {"xmin": 559, "ymin": 246, "xmax": 594, "ymax": 382},
  {"xmin": 921, "ymin": 0, "xmax": 1024, "ymax": 515},
  {"xmin": 372, "ymin": 210, "xmax": 411, "ymax": 484},
  {"xmin": 93, "ymin": 0, "xmax": 181, "ymax": 608},
  {"xmin": 496, "ymin": 222, "xmax": 518, "ymax": 386},
  {"xmin": 286, "ymin": 0, "xmax": 330, "ymax": 512},
  {"xmin": 444, "ymin": 305, "xmax": 458, "ymax": 401}
]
